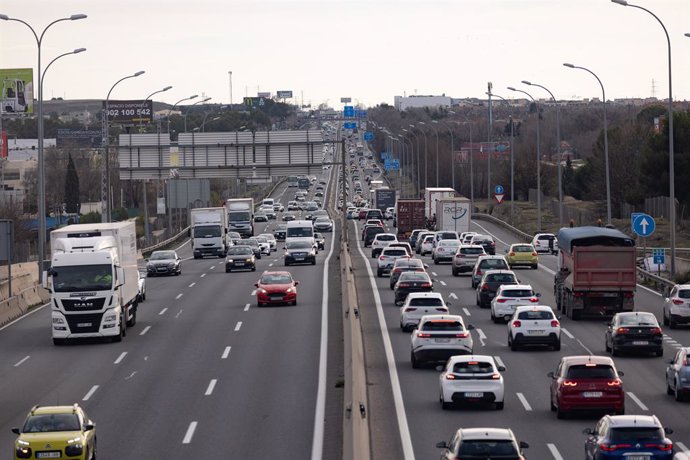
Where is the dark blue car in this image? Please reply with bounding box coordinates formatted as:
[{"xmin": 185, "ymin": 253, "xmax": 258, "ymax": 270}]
[{"xmin": 584, "ymin": 415, "xmax": 674, "ymax": 459}]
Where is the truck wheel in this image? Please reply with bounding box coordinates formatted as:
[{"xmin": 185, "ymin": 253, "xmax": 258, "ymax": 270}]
[
  {"xmin": 126, "ymin": 307, "xmax": 137, "ymax": 327},
  {"xmin": 53, "ymin": 338, "xmax": 66, "ymax": 346}
]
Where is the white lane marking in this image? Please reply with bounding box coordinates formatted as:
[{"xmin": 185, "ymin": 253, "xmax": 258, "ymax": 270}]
[
  {"xmin": 210, "ymin": 265, "xmax": 216, "ymax": 270},
  {"xmin": 310, "ymin": 186, "xmax": 337, "ymax": 460},
  {"xmin": 175, "ymin": 310, "xmax": 182, "ymax": 318},
  {"xmin": 221, "ymin": 346, "xmax": 231, "ymax": 359},
  {"xmin": 234, "ymin": 321, "xmax": 242, "ymax": 331},
  {"xmin": 440, "ymin": 280, "xmax": 447, "ymax": 286},
  {"xmin": 627, "ymin": 392, "xmax": 649, "ymax": 411},
  {"xmin": 159, "ymin": 307, "xmax": 168, "ymax": 315},
  {"xmin": 494, "ymin": 356, "xmax": 506, "ymax": 369},
  {"xmin": 561, "ymin": 328, "xmax": 575, "ymax": 339},
  {"xmin": 124, "ymin": 371, "xmax": 137, "ymax": 380},
  {"xmin": 449, "ymin": 292, "xmax": 458, "ymax": 299},
  {"xmin": 476, "ymin": 328, "xmax": 487, "ymax": 346},
  {"xmin": 140, "ymin": 326, "xmax": 151, "ymax": 336},
  {"xmin": 431, "ymin": 271, "xmax": 438, "ymax": 277},
  {"xmin": 188, "ymin": 282, "xmax": 196, "ymax": 287},
  {"xmin": 219, "ymin": 261, "xmax": 223, "ymax": 264},
  {"xmin": 516, "ymin": 392, "xmax": 533, "ymax": 411},
  {"xmin": 14, "ymin": 355, "xmax": 30, "ymax": 367},
  {"xmin": 200, "ymin": 273, "xmax": 206, "ymax": 278},
  {"xmin": 113, "ymin": 352, "xmax": 127, "ymax": 364},
  {"xmin": 269, "ymin": 263, "xmax": 274, "ymax": 267},
  {"xmin": 575, "ymin": 337, "xmax": 593, "ymax": 355},
  {"xmin": 0, "ymin": 301, "xmax": 49, "ymax": 332},
  {"xmin": 205, "ymin": 379, "xmax": 217, "ymax": 396},
  {"xmin": 182, "ymin": 421, "xmax": 197, "ymax": 444},
  {"xmin": 462, "ymin": 307, "xmax": 471, "ymax": 317},
  {"xmin": 352, "ymin": 222, "xmax": 414, "ymax": 460},
  {"xmin": 547, "ymin": 443, "xmax": 564, "ymax": 460},
  {"xmin": 244, "ymin": 303, "xmax": 250, "ymax": 312},
  {"xmin": 175, "ymin": 293, "xmax": 183, "ymax": 300},
  {"xmin": 82, "ymin": 385, "xmax": 99, "ymax": 401},
  {"xmin": 677, "ymin": 442, "xmax": 689, "ymax": 452},
  {"xmin": 251, "ymin": 289, "xmax": 257, "ymax": 296}
]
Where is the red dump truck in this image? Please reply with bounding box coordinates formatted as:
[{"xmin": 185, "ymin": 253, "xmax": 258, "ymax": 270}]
[
  {"xmin": 395, "ymin": 199, "xmax": 425, "ymax": 240},
  {"xmin": 554, "ymin": 227, "xmax": 637, "ymax": 320}
]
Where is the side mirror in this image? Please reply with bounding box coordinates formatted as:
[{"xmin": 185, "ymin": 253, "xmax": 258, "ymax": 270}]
[
  {"xmin": 11, "ymin": 428, "xmax": 20, "ymax": 434},
  {"xmin": 618, "ymin": 371, "xmax": 624, "ymax": 376},
  {"xmin": 294, "ymin": 281, "xmax": 300, "ymax": 286},
  {"xmin": 582, "ymin": 428, "xmax": 595, "ymax": 436},
  {"xmin": 254, "ymin": 283, "xmax": 259, "ymax": 288},
  {"xmin": 436, "ymin": 441, "xmax": 448, "ymax": 449},
  {"xmin": 665, "ymin": 428, "xmax": 674, "ymax": 435},
  {"xmin": 84, "ymin": 423, "xmax": 95, "ymax": 431},
  {"xmin": 497, "ymin": 366, "xmax": 506, "ymax": 372},
  {"xmin": 519, "ymin": 441, "xmax": 529, "ymax": 449},
  {"xmin": 466, "ymin": 324, "xmax": 475, "ymax": 330},
  {"xmin": 536, "ymin": 293, "xmax": 542, "ymax": 298},
  {"xmin": 668, "ymin": 359, "xmax": 675, "ymax": 364},
  {"xmin": 547, "ymin": 371, "xmax": 555, "ymax": 379}
]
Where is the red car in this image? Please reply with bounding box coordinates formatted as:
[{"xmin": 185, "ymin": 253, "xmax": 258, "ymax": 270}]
[
  {"xmin": 358, "ymin": 209, "xmax": 369, "ymax": 220},
  {"xmin": 548, "ymin": 355, "xmax": 625, "ymax": 419},
  {"xmin": 254, "ymin": 271, "xmax": 299, "ymax": 307}
]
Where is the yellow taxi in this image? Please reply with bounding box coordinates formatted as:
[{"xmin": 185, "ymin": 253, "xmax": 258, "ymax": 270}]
[
  {"xmin": 505, "ymin": 243, "xmax": 539, "ymax": 269},
  {"xmin": 12, "ymin": 404, "xmax": 96, "ymax": 460}
]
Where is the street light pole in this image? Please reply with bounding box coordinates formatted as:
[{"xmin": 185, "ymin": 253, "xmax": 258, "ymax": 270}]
[
  {"xmin": 103, "ymin": 70, "xmax": 145, "ymax": 223},
  {"xmin": 433, "ymin": 120, "xmax": 455, "ymax": 191},
  {"xmin": 523, "ymin": 80, "xmax": 563, "ymax": 226},
  {"xmin": 487, "ymin": 93, "xmax": 515, "ymax": 224},
  {"xmin": 613, "ymin": 0, "xmax": 675, "ymax": 275},
  {"xmin": 408, "ymin": 125, "xmax": 422, "ymax": 196},
  {"xmin": 457, "ymin": 121, "xmax": 474, "ymax": 203},
  {"xmin": 167, "ymin": 94, "xmax": 199, "ymax": 134},
  {"xmin": 563, "ymin": 63, "xmax": 611, "ymax": 225},
  {"xmin": 508, "ymin": 86, "xmax": 542, "ymax": 231},
  {"xmin": 417, "ymin": 122, "xmax": 430, "ymax": 189},
  {"xmin": 0, "ymin": 13, "xmax": 87, "ymax": 282},
  {"xmin": 184, "ymin": 97, "xmax": 211, "ymax": 133}
]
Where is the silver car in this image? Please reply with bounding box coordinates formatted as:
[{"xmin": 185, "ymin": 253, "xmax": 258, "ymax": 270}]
[{"xmin": 452, "ymin": 244, "xmax": 486, "ymax": 276}]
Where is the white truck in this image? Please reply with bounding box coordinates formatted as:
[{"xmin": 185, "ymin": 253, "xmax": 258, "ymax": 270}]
[
  {"xmin": 191, "ymin": 207, "xmax": 228, "ymax": 259},
  {"xmin": 436, "ymin": 197, "xmax": 472, "ymax": 233},
  {"xmin": 424, "ymin": 187, "xmax": 456, "ymax": 219},
  {"xmin": 45, "ymin": 222, "xmax": 139, "ymax": 345},
  {"xmin": 226, "ymin": 198, "xmax": 254, "ymax": 237}
]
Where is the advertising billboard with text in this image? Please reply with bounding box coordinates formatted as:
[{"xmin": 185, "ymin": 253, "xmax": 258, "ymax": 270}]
[
  {"xmin": 0, "ymin": 68, "xmax": 34, "ymax": 114},
  {"xmin": 103, "ymin": 100, "xmax": 153, "ymax": 124},
  {"xmin": 276, "ymin": 90, "xmax": 293, "ymax": 99}
]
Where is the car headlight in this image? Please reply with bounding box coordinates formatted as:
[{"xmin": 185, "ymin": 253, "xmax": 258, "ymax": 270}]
[
  {"xmin": 104, "ymin": 314, "xmax": 117, "ymax": 322},
  {"xmin": 258, "ymin": 289, "xmax": 268, "ymax": 294},
  {"xmin": 227, "ymin": 259, "xmax": 234, "ymax": 263},
  {"xmin": 146, "ymin": 263, "xmax": 153, "ymax": 269},
  {"xmin": 286, "ymin": 287, "xmax": 295, "ymax": 293},
  {"xmin": 168, "ymin": 263, "xmax": 176, "ymax": 268},
  {"xmin": 245, "ymin": 258, "xmax": 253, "ymax": 263},
  {"xmin": 17, "ymin": 439, "xmax": 29, "ymax": 447}
]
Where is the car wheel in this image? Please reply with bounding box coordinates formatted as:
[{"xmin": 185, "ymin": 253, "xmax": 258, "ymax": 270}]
[
  {"xmin": 667, "ymin": 380, "xmax": 674, "ymax": 395},
  {"xmin": 663, "ymin": 310, "xmax": 669, "ymax": 326},
  {"xmin": 257, "ymin": 302, "xmax": 263, "ymax": 307},
  {"xmin": 411, "ymin": 351, "xmax": 420, "ymax": 369},
  {"xmin": 532, "ymin": 264, "xmax": 538, "ymax": 270},
  {"xmin": 670, "ymin": 316, "xmax": 678, "ymax": 329},
  {"xmin": 675, "ymin": 381, "xmax": 684, "ymax": 401},
  {"xmin": 126, "ymin": 307, "xmax": 137, "ymax": 327},
  {"xmin": 251, "ymin": 266, "xmax": 256, "ymax": 272},
  {"xmin": 440, "ymin": 394, "xmax": 451, "ymax": 410},
  {"xmin": 510, "ymin": 337, "xmax": 518, "ymax": 351},
  {"xmin": 556, "ymin": 405, "xmax": 566, "ymax": 419},
  {"xmin": 377, "ymin": 269, "xmax": 383, "ymax": 277},
  {"xmin": 611, "ymin": 345, "xmax": 618, "ymax": 357},
  {"xmin": 113, "ymin": 321, "xmax": 124, "ymax": 343},
  {"xmin": 656, "ymin": 348, "xmax": 663, "ymax": 357},
  {"xmin": 605, "ymin": 339, "xmax": 610, "ymax": 352},
  {"xmin": 495, "ymin": 401, "xmax": 504, "ymax": 410},
  {"xmin": 550, "ymin": 398, "xmax": 556, "ymax": 412},
  {"xmin": 452, "ymin": 268, "xmax": 458, "ymax": 276},
  {"xmin": 285, "ymin": 261, "xmax": 290, "ymax": 266},
  {"xmin": 553, "ymin": 341, "xmax": 561, "ymax": 351},
  {"xmin": 434, "ymin": 258, "xmax": 439, "ymax": 265},
  {"xmin": 142, "ymin": 291, "xmax": 146, "ymax": 301},
  {"xmin": 293, "ymin": 300, "xmax": 297, "ymax": 306}
]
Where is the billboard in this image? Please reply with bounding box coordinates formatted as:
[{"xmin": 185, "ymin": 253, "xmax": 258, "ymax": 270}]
[
  {"xmin": 276, "ymin": 90, "xmax": 293, "ymax": 99},
  {"xmin": 458, "ymin": 141, "xmax": 511, "ymax": 162},
  {"xmin": 0, "ymin": 68, "xmax": 34, "ymax": 114},
  {"xmin": 257, "ymin": 92, "xmax": 271, "ymax": 98},
  {"xmin": 103, "ymin": 100, "xmax": 153, "ymax": 124},
  {"xmin": 57, "ymin": 129, "xmax": 102, "ymax": 148},
  {"xmin": 340, "ymin": 97, "xmax": 352, "ymax": 103}
]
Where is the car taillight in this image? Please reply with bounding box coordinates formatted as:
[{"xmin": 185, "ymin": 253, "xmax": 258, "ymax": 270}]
[
  {"xmin": 623, "ymin": 292, "xmax": 634, "ymax": 299},
  {"xmin": 616, "ymin": 327, "xmax": 629, "ymax": 334},
  {"xmin": 417, "ymin": 333, "xmax": 431, "ymax": 338},
  {"xmin": 650, "ymin": 327, "xmax": 662, "ymax": 335},
  {"xmin": 645, "ymin": 442, "xmax": 673, "ymax": 451},
  {"xmin": 600, "ymin": 443, "xmax": 632, "ymax": 452},
  {"xmin": 573, "ymin": 292, "xmax": 584, "ymax": 298},
  {"xmin": 421, "ymin": 283, "xmax": 432, "ymax": 288},
  {"xmin": 563, "ymin": 380, "xmax": 577, "ymax": 387},
  {"xmin": 476, "ymin": 269, "xmax": 482, "ymax": 276},
  {"xmin": 532, "ymin": 252, "xmax": 538, "ymax": 256},
  {"xmin": 445, "ymin": 373, "xmax": 456, "ymax": 380},
  {"xmin": 456, "ymin": 332, "xmax": 469, "ymax": 338},
  {"xmin": 398, "ymin": 283, "xmax": 410, "ymax": 288},
  {"xmin": 509, "ymin": 252, "xmax": 515, "ymax": 256},
  {"xmin": 496, "ymin": 298, "xmax": 507, "ymax": 303},
  {"xmin": 551, "ymin": 320, "xmax": 560, "ymax": 327},
  {"xmin": 512, "ymin": 320, "xmax": 521, "ymax": 327},
  {"xmin": 379, "ymin": 256, "xmax": 385, "ymax": 260},
  {"xmin": 529, "ymin": 297, "xmax": 539, "ymax": 303},
  {"xmin": 436, "ymin": 307, "xmax": 448, "ymax": 312},
  {"xmin": 607, "ymin": 379, "xmax": 622, "ymax": 387},
  {"xmin": 404, "ymin": 307, "xmax": 417, "ymax": 312},
  {"xmin": 481, "ymin": 283, "xmax": 489, "ymax": 291},
  {"xmin": 673, "ymin": 299, "xmax": 684, "ymax": 305}
]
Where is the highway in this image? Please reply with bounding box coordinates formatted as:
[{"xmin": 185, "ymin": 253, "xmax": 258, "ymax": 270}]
[{"xmin": 0, "ymin": 160, "xmax": 344, "ymax": 459}]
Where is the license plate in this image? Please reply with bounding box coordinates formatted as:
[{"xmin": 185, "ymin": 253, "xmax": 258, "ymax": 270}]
[
  {"xmin": 236, "ymin": 262, "xmax": 244, "ymax": 266},
  {"xmin": 435, "ymin": 338, "xmax": 450, "ymax": 343},
  {"xmin": 464, "ymin": 392, "xmax": 483, "ymax": 398},
  {"xmin": 77, "ymin": 322, "xmax": 92, "ymax": 328},
  {"xmin": 295, "ymin": 257, "xmax": 304, "ymax": 261},
  {"xmin": 582, "ymin": 391, "xmax": 603, "ymax": 398},
  {"xmin": 633, "ymin": 341, "xmax": 648, "ymax": 345},
  {"xmin": 627, "ymin": 456, "xmax": 650, "ymax": 460},
  {"xmin": 37, "ymin": 453, "xmax": 61, "ymax": 459},
  {"xmin": 528, "ymin": 330, "xmax": 545, "ymax": 335}
]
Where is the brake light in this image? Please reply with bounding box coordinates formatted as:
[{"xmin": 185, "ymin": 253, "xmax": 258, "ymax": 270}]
[
  {"xmin": 492, "ymin": 373, "xmax": 501, "ymax": 379},
  {"xmin": 436, "ymin": 307, "xmax": 448, "ymax": 312},
  {"xmin": 455, "ymin": 332, "xmax": 469, "ymax": 338},
  {"xmin": 481, "ymin": 283, "xmax": 490, "ymax": 291},
  {"xmin": 616, "ymin": 327, "xmax": 629, "ymax": 334},
  {"xmin": 673, "ymin": 299, "xmax": 684, "ymax": 305},
  {"xmin": 529, "ymin": 297, "xmax": 539, "ymax": 303},
  {"xmin": 379, "ymin": 256, "xmax": 385, "ymax": 260},
  {"xmin": 650, "ymin": 327, "xmax": 662, "ymax": 335},
  {"xmin": 445, "ymin": 373, "xmax": 456, "ymax": 380},
  {"xmin": 607, "ymin": 379, "xmax": 622, "ymax": 387},
  {"xmin": 623, "ymin": 292, "xmax": 634, "ymax": 299},
  {"xmin": 421, "ymin": 283, "xmax": 432, "ymax": 288},
  {"xmin": 551, "ymin": 320, "xmax": 560, "ymax": 328},
  {"xmin": 563, "ymin": 380, "xmax": 578, "ymax": 387},
  {"xmin": 476, "ymin": 269, "xmax": 482, "ymax": 276},
  {"xmin": 404, "ymin": 307, "xmax": 417, "ymax": 312},
  {"xmin": 573, "ymin": 292, "xmax": 584, "ymax": 298},
  {"xmin": 417, "ymin": 333, "xmax": 431, "ymax": 338},
  {"xmin": 600, "ymin": 443, "xmax": 632, "ymax": 452},
  {"xmin": 398, "ymin": 283, "xmax": 410, "ymax": 288},
  {"xmin": 644, "ymin": 442, "xmax": 673, "ymax": 451},
  {"xmin": 512, "ymin": 320, "xmax": 521, "ymax": 327},
  {"xmin": 497, "ymin": 298, "xmax": 507, "ymax": 303},
  {"xmin": 509, "ymin": 251, "xmax": 516, "ymax": 257}
]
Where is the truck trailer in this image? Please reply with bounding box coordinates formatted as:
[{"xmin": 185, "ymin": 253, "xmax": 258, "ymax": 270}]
[
  {"xmin": 45, "ymin": 222, "xmax": 139, "ymax": 345},
  {"xmin": 435, "ymin": 197, "xmax": 471, "ymax": 233},
  {"xmin": 424, "ymin": 187, "xmax": 456, "ymax": 219},
  {"xmin": 554, "ymin": 226, "xmax": 636, "ymax": 320},
  {"xmin": 191, "ymin": 207, "xmax": 228, "ymax": 259},
  {"xmin": 374, "ymin": 188, "xmax": 397, "ymax": 213},
  {"xmin": 226, "ymin": 198, "xmax": 254, "ymax": 237},
  {"xmin": 395, "ymin": 199, "xmax": 425, "ymax": 240}
]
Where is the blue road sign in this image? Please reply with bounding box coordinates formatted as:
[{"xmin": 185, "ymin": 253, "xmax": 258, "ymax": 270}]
[
  {"xmin": 632, "ymin": 213, "xmax": 655, "ymax": 237},
  {"xmin": 495, "ymin": 185, "xmax": 504, "ymax": 195},
  {"xmin": 344, "ymin": 106, "xmax": 355, "ymax": 118},
  {"xmin": 344, "ymin": 122, "xmax": 356, "ymax": 129},
  {"xmin": 381, "ymin": 151, "xmax": 391, "ymax": 160},
  {"xmin": 652, "ymin": 248, "xmax": 665, "ymax": 265},
  {"xmin": 384, "ymin": 159, "xmax": 400, "ymax": 171},
  {"xmin": 364, "ymin": 131, "xmax": 374, "ymax": 141}
]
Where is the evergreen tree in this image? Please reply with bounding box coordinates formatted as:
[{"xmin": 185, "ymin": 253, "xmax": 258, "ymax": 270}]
[{"xmin": 64, "ymin": 153, "xmax": 80, "ymax": 214}]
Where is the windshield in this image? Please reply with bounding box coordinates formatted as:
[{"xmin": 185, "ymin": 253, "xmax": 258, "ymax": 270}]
[
  {"xmin": 52, "ymin": 264, "xmax": 113, "ymax": 292},
  {"xmin": 228, "ymin": 211, "xmax": 251, "ymax": 222},
  {"xmin": 228, "ymin": 247, "xmax": 252, "ymax": 255},
  {"xmin": 286, "ymin": 241, "xmax": 312, "ymax": 249},
  {"xmin": 566, "ymin": 364, "xmax": 616, "ymax": 379},
  {"xmin": 23, "ymin": 414, "xmax": 80, "ymax": 433},
  {"xmin": 151, "ymin": 251, "xmax": 175, "ymax": 260},
  {"xmin": 260, "ymin": 274, "xmax": 293, "ymax": 284},
  {"xmin": 287, "ymin": 227, "xmax": 314, "ymax": 238},
  {"xmin": 193, "ymin": 226, "xmax": 222, "ymax": 238},
  {"xmin": 609, "ymin": 427, "xmax": 664, "ymax": 442}
]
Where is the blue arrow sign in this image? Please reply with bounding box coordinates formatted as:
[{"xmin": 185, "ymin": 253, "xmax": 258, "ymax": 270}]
[
  {"xmin": 363, "ymin": 131, "xmax": 374, "ymax": 141},
  {"xmin": 632, "ymin": 213, "xmax": 655, "ymax": 237},
  {"xmin": 343, "ymin": 106, "xmax": 355, "ymax": 118},
  {"xmin": 495, "ymin": 185, "xmax": 504, "ymax": 195}
]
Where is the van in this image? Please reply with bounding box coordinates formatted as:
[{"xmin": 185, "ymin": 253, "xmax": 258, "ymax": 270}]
[
  {"xmin": 262, "ymin": 198, "xmax": 275, "ymax": 208},
  {"xmin": 285, "ymin": 220, "xmax": 316, "ymax": 252}
]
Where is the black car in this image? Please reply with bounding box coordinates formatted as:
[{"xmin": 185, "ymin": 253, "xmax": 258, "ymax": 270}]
[
  {"xmin": 394, "ymin": 271, "xmax": 433, "ymax": 306},
  {"xmin": 389, "ymin": 258, "xmax": 427, "ymax": 289},
  {"xmin": 242, "ymin": 238, "xmax": 262, "ymax": 259},
  {"xmin": 471, "ymin": 234, "xmax": 497, "ymax": 255},
  {"xmin": 605, "ymin": 311, "xmax": 663, "ymax": 357},
  {"xmin": 583, "ymin": 415, "xmax": 673, "ymax": 460},
  {"xmin": 146, "ymin": 250, "xmax": 182, "ymax": 277},
  {"xmin": 225, "ymin": 246, "xmax": 256, "ymax": 272},
  {"xmin": 476, "ymin": 270, "xmax": 518, "ymax": 308},
  {"xmin": 273, "ymin": 225, "xmax": 287, "ymax": 241},
  {"xmin": 284, "ymin": 240, "xmax": 316, "ymax": 266},
  {"xmin": 363, "ymin": 226, "xmax": 385, "ymax": 247}
]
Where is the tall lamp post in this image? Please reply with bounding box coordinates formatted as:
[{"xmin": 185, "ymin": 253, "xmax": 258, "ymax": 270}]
[
  {"xmin": 487, "ymin": 92, "xmax": 515, "ymax": 224},
  {"xmin": 420, "ymin": 121, "xmax": 439, "ymax": 187},
  {"xmin": 0, "ymin": 13, "xmax": 87, "ymax": 282},
  {"xmin": 184, "ymin": 97, "xmax": 211, "ymax": 133},
  {"xmin": 432, "ymin": 119, "xmax": 455, "ymax": 191},
  {"xmin": 166, "ymin": 94, "xmax": 198, "ymax": 134},
  {"xmin": 457, "ymin": 120, "xmax": 474, "ymax": 203},
  {"xmin": 508, "ymin": 86, "xmax": 542, "ymax": 231},
  {"xmin": 612, "ymin": 0, "xmax": 676, "ymax": 275},
  {"xmin": 563, "ymin": 63, "xmax": 611, "ymax": 225},
  {"xmin": 103, "ymin": 70, "xmax": 145, "ymax": 223},
  {"xmin": 523, "ymin": 80, "xmax": 563, "ymax": 226},
  {"xmin": 410, "ymin": 124, "xmax": 428, "ymax": 191},
  {"xmin": 140, "ymin": 85, "xmax": 172, "ymax": 131},
  {"xmin": 406, "ymin": 126, "xmax": 421, "ymax": 196}
]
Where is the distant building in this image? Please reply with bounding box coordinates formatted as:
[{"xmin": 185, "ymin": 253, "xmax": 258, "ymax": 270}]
[
  {"xmin": 394, "ymin": 95, "xmax": 452, "ymax": 111},
  {"xmin": 1, "ymin": 138, "xmax": 56, "ymax": 207}
]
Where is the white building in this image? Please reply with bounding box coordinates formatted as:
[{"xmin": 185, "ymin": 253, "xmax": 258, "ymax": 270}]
[{"xmin": 394, "ymin": 95, "xmax": 452, "ymax": 111}]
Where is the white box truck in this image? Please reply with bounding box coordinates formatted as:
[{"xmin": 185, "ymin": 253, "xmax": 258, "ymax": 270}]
[
  {"xmin": 436, "ymin": 197, "xmax": 471, "ymax": 234},
  {"xmin": 191, "ymin": 207, "xmax": 228, "ymax": 259},
  {"xmin": 226, "ymin": 198, "xmax": 254, "ymax": 237},
  {"xmin": 424, "ymin": 187, "xmax": 456, "ymax": 219},
  {"xmin": 45, "ymin": 222, "xmax": 139, "ymax": 345}
]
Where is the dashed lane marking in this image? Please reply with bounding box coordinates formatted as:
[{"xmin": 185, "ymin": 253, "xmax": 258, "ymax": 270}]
[
  {"xmin": 210, "ymin": 265, "xmax": 216, "ymax": 270},
  {"xmin": 251, "ymin": 290, "xmax": 257, "ymax": 296},
  {"xmin": 14, "ymin": 356, "xmax": 30, "ymax": 367},
  {"xmin": 113, "ymin": 352, "xmax": 127, "ymax": 364},
  {"xmin": 82, "ymin": 385, "xmax": 99, "ymax": 401},
  {"xmin": 189, "ymin": 282, "xmax": 196, "ymax": 287},
  {"xmin": 431, "ymin": 272, "xmax": 438, "ymax": 277},
  {"xmin": 234, "ymin": 321, "xmax": 242, "ymax": 332},
  {"xmin": 561, "ymin": 328, "xmax": 575, "ymax": 339},
  {"xmin": 547, "ymin": 443, "xmax": 564, "ymax": 460},
  {"xmin": 449, "ymin": 292, "xmax": 458, "ymax": 299},
  {"xmin": 494, "ymin": 356, "xmax": 505, "ymax": 369},
  {"xmin": 140, "ymin": 326, "xmax": 151, "ymax": 336},
  {"xmin": 516, "ymin": 392, "xmax": 532, "ymax": 411},
  {"xmin": 627, "ymin": 392, "xmax": 649, "ymax": 411},
  {"xmin": 476, "ymin": 328, "xmax": 487, "ymax": 346},
  {"xmin": 462, "ymin": 308, "xmax": 471, "ymax": 317},
  {"xmin": 175, "ymin": 293, "xmax": 183, "ymax": 300},
  {"xmin": 440, "ymin": 280, "xmax": 447, "ymax": 286},
  {"xmin": 182, "ymin": 421, "xmax": 197, "ymax": 444},
  {"xmin": 677, "ymin": 442, "xmax": 689, "ymax": 452},
  {"xmin": 200, "ymin": 273, "xmax": 206, "ymax": 278},
  {"xmin": 221, "ymin": 346, "xmax": 231, "ymax": 359},
  {"xmin": 159, "ymin": 308, "xmax": 168, "ymax": 315},
  {"xmin": 205, "ymin": 379, "xmax": 217, "ymax": 396},
  {"xmin": 269, "ymin": 263, "xmax": 274, "ymax": 267}
]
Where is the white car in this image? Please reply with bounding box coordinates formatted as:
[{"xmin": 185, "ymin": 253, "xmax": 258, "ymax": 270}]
[
  {"xmin": 137, "ymin": 271, "xmax": 146, "ymax": 302},
  {"xmin": 410, "ymin": 314, "xmax": 474, "ymax": 368},
  {"xmin": 259, "ymin": 233, "xmax": 277, "ymax": 251},
  {"xmin": 460, "ymin": 231, "xmax": 477, "ymax": 244},
  {"xmin": 439, "ymin": 355, "xmax": 505, "ymax": 410},
  {"xmin": 371, "ymin": 233, "xmax": 397, "ymax": 258},
  {"xmin": 433, "ymin": 231, "xmax": 460, "ymax": 247},
  {"xmin": 400, "ymin": 292, "xmax": 449, "ymax": 332},
  {"xmin": 432, "ymin": 239, "xmax": 461, "ymax": 264},
  {"xmin": 385, "ymin": 207, "xmax": 396, "ymax": 220},
  {"xmin": 376, "ymin": 246, "xmax": 410, "ymax": 277},
  {"xmin": 531, "ymin": 233, "xmax": 558, "ymax": 254},
  {"xmin": 420, "ymin": 234, "xmax": 436, "ymax": 256},
  {"xmin": 490, "ymin": 284, "xmax": 540, "ymax": 323},
  {"xmin": 663, "ymin": 284, "xmax": 690, "ymax": 328},
  {"xmin": 259, "ymin": 205, "xmax": 276, "ymax": 220},
  {"xmin": 287, "ymin": 201, "xmax": 300, "ymax": 211},
  {"xmin": 507, "ymin": 305, "xmax": 561, "ymax": 351},
  {"xmin": 252, "ymin": 236, "xmax": 271, "ymax": 255}
]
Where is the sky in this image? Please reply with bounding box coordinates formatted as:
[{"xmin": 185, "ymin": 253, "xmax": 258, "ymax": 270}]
[{"xmin": 1, "ymin": 0, "xmax": 690, "ymax": 109}]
